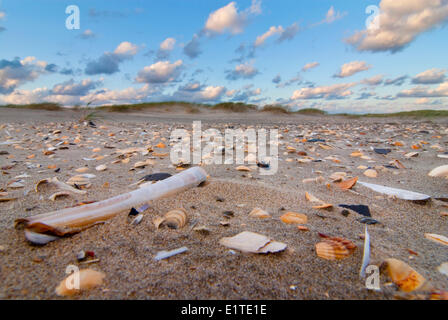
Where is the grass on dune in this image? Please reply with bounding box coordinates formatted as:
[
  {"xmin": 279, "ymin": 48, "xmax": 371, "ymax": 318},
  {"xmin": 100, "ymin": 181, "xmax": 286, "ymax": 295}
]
[{"xmin": 0, "ymin": 103, "xmax": 62, "ymax": 111}]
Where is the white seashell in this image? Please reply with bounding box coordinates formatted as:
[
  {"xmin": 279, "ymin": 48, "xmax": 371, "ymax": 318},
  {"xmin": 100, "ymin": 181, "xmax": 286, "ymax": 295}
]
[{"xmin": 428, "ymin": 165, "xmax": 448, "ymax": 177}]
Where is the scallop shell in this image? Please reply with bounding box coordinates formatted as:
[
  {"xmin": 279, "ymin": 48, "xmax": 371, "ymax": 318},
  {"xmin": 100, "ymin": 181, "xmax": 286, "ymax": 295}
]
[
  {"xmin": 55, "ymin": 269, "xmax": 105, "ymax": 296},
  {"xmin": 424, "ymin": 233, "xmax": 448, "ymax": 246},
  {"xmin": 315, "ymin": 240, "xmax": 350, "ymax": 260},
  {"xmin": 382, "ymin": 258, "xmax": 426, "ymax": 292},
  {"xmin": 335, "ymin": 177, "xmax": 358, "ymax": 190},
  {"xmin": 305, "ymin": 192, "xmax": 322, "ymax": 203},
  {"xmin": 280, "ymin": 212, "xmax": 308, "ymax": 224},
  {"xmin": 428, "ymin": 165, "xmax": 448, "ymax": 178},
  {"xmin": 249, "ymin": 208, "xmax": 271, "ymax": 219}
]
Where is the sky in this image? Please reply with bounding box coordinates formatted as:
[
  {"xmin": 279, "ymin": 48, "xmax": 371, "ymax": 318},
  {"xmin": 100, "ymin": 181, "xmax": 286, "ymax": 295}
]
[{"xmin": 0, "ymin": 0, "xmax": 448, "ymax": 113}]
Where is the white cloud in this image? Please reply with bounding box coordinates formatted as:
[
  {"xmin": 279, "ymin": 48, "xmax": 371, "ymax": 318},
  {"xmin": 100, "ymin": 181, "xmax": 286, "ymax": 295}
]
[
  {"xmin": 346, "ymin": 0, "xmax": 448, "ymax": 53},
  {"xmin": 204, "ymin": 1, "xmax": 261, "ymax": 35},
  {"xmin": 81, "ymin": 85, "xmax": 155, "ymax": 105},
  {"xmin": 324, "ymin": 6, "xmax": 346, "ymax": 24},
  {"xmin": 255, "ymin": 26, "xmax": 284, "ymax": 47},
  {"xmin": 302, "ymin": 62, "xmax": 319, "ymax": 72},
  {"xmin": 334, "ymin": 61, "xmax": 371, "ymax": 78},
  {"xmin": 226, "ymin": 62, "xmax": 259, "ymax": 80},
  {"xmin": 397, "ymin": 81, "xmax": 448, "ymax": 98},
  {"xmin": 412, "ymin": 68, "xmax": 446, "ymax": 84},
  {"xmin": 160, "ymin": 38, "xmax": 176, "ymax": 51},
  {"xmin": 362, "ymin": 75, "xmax": 383, "ymax": 86},
  {"xmin": 292, "ymin": 82, "xmax": 356, "ymax": 100},
  {"xmin": 0, "ymin": 57, "xmax": 51, "ymax": 94},
  {"xmin": 254, "ymin": 22, "xmax": 299, "ymax": 47},
  {"xmin": 113, "ymin": 41, "xmax": 139, "ymax": 58},
  {"xmin": 80, "ymin": 29, "xmax": 95, "ymax": 39},
  {"xmin": 136, "ymin": 60, "xmax": 183, "ymax": 83}
]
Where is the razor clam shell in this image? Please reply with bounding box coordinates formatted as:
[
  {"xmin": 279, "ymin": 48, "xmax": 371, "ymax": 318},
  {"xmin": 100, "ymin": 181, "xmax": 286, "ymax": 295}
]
[
  {"xmin": 358, "ymin": 181, "xmax": 431, "ymax": 201},
  {"xmin": 16, "ymin": 167, "xmax": 207, "ymax": 244},
  {"xmin": 360, "ymin": 225, "xmax": 370, "ymax": 278}
]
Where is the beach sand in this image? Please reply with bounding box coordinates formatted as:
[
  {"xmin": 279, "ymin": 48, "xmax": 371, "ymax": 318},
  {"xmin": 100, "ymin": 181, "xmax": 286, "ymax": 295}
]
[{"xmin": 0, "ymin": 107, "xmax": 447, "ymax": 300}]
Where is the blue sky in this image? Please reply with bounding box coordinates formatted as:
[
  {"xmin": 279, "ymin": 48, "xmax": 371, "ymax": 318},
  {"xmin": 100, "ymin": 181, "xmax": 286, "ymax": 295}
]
[{"xmin": 0, "ymin": 0, "xmax": 447, "ymax": 113}]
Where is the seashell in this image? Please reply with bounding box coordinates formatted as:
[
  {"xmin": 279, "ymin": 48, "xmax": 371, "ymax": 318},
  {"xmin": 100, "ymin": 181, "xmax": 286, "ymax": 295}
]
[
  {"xmin": 236, "ymin": 166, "xmax": 251, "ymax": 172},
  {"xmin": 220, "ymin": 231, "xmax": 286, "ymax": 254},
  {"xmin": 155, "ymin": 143, "xmax": 166, "ymax": 149},
  {"xmin": 350, "ymin": 151, "xmax": 363, "ymax": 157},
  {"xmin": 437, "ymin": 262, "xmax": 448, "ymax": 277},
  {"xmin": 75, "ymin": 167, "xmax": 89, "ymax": 173},
  {"xmin": 0, "ymin": 197, "xmax": 17, "ymax": 202},
  {"xmin": 95, "ymin": 164, "xmax": 107, "ymax": 171},
  {"xmin": 297, "ymin": 225, "xmax": 309, "ymax": 231},
  {"xmin": 130, "ymin": 214, "xmax": 143, "ymax": 226},
  {"xmin": 428, "ymin": 165, "xmax": 448, "ymax": 178},
  {"xmin": 7, "ymin": 181, "xmax": 24, "ymax": 189},
  {"xmin": 156, "ymin": 208, "xmax": 188, "ymax": 229},
  {"xmin": 249, "ymin": 208, "xmax": 271, "ymax": 219},
  {"xmin": 154, "ymin": 247, "xmax": 188, "ymax": 261},
  {"xmin": 329, "ymin": 172, "xmax": 346, "ymax": 182},
  {"xmin": 404, "ymin": 152, "xmax": 419, "ymax": 158},
  {"xmin": 358, "ymin": 181, "xmax": 430, "ymax": 201},
  {"xmin": 55, "ymin": 269, "xmax": 105, "ymax": 296},
  {"xmin": 424, "ymin": 233, "xmax": 448, "ymax": 246},
  {"xmin": 48, "ymin": 191, "xmax": 71, "ymax": 201},
  {"xmin": 335, "ymin": 177, "xmax": 358, "ymax": 190},
  {"xmin": 305, "ymin": 192, "xmax": 322, "ymax": 203},
  {"xmin": 312, "ymin": 203, "xmax": 333, "ymax": 210},
  {"xmin": 280, "ymin": 212, "xmax": 308, "ymax": 224},
  {"xmin": 364, "ymin": 169, "xmax": 378, "ymax": 178},
  {"xmin": 382, "ymin": 258, "xmax": 426, "ymax": 292},
  {"xmin": 315, "ymin": 240, "xmax": 351, "ymax": 260},
  {"xmin": 67, "ymin": 174, "xmax": 95, "ymax": 187}
]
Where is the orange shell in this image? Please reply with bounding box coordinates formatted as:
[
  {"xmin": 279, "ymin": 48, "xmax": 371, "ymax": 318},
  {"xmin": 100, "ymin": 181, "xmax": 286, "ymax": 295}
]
[
  {"xmin": 315, "ymin": 240, "xmax": 350, "ymax": 260},
  {"xmin": 335, "ymin": 177, "xmax": 358, "ymax": 190},
  {"xmin": 383, "ymin": 258, "xmax": 425, "ymax": 292},
  {"xmin": 280, "ymin": 212, "xmax": 308, "ymax": 225}
]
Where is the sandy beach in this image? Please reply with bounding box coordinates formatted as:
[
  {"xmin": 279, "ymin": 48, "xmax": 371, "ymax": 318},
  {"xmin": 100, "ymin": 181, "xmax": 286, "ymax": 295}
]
[{"xmin": 0, "ymin": 107, "xmax": 447, "ymax": 300}]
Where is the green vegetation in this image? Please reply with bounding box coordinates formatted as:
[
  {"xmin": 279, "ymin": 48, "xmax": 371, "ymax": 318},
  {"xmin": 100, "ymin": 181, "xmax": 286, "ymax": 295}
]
[
  {"xmin": 1, "ymin": 102, "xmax": 447, "ymax": 118},
  {"xmin": 0, "ymin": 103, "xmax": 62, "ymax": 111},
  {"xmin": 211, "ymin": 102, "xmax": 257, "ymax": 112},
  {"xmin": 335, "ymin": 110, "xmax": 448, "ymax": 118},
  {"xmin": 261, "ymin": 105, "xmax": 291, "ymax": 114},
  {"xmin": 294, "ymin": 108, "xmax": 327, "ymax": 115}
]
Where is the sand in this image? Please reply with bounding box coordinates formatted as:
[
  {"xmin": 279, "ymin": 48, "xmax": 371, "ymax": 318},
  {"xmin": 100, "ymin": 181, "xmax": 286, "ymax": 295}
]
[{"xmin": 0, "ymin": 107, "xmax": 447, "ymax": 300}]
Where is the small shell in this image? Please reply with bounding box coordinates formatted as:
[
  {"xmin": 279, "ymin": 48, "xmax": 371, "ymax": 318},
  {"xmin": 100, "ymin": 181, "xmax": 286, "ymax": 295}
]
[
  {"xmin": 156, "ymin": 208, "xmax": 188, "ymax": 229},
  {"xmin": 428, "ymin": 165, "xmax": 448, "ymax": 178},
  {"xmin": 364, "ymin": 169, "xmax": 378, "ymax": 178},
  {"xmin": 48, "ymin": 191, "xmax": 71, "ymax": 201},
  {"xmin": 236, "ymin": 166, "xmax": 251, "ymax": 172},
  {"xmin": 424, "ymin": 233, "xmax": 448, "ymax": 246},
  {"xmin": 249, "ymin": 208, "xmax": 271, "ymax": 219},
  {"xmin": 35, "ymin": 179, "xmax": 49, "ymax": 192},
  {"xmin": 55, "ymin": 269, "xmax": 105, "ymax": 296},
  {"xmin": 329, "ymin": 172, "xmax": 346, "ymax": 182},
  {"xmin": 305, "ymin": 192, "xmax": 322, "ymax": 203},
  {"xmin": 404, "ymin": 152, "xmax": 419, "ymax": 158},
  {"xmin": 75, "ymin": 167, "xmax": 89, "ymax": 173},
  {"xmin": 95, "ymin": 164, "xmax": 107, "ymax": 172},
  {"xmin": 382, "ymin": 258, "xmax": 426, "ymax": 292},
  {"xmin": 130, "ymin": 214, "xmax": 143, "ymax": 226},
  {"xmin": 315, "ymin": 240, "xmax": 350, "ymax": 260},
  {"xmin": 280, "ymin": 212, "xmax": 308, "ymax": 224},
  {"xmin": 312, "ymin": 203, "xmax": 333, "ymax": 210},
  {"xmin": 335, "ymin": 177, "xmax": 358, "ymax": 190}
]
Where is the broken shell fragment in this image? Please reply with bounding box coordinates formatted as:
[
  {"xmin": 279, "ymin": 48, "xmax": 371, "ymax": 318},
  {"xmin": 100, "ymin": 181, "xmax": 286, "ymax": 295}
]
[
  {"xmin": 280, "ymin": 212, "xmax": 308, "ymax": 224},
  {"xmin": 424, "ymin": 233, "xmax": 448, "ymax": 246},
  {"xmin": 48, "ymin": 191, "xmax": 71, "ymax": 201},
  {"xmin": 382, "ymin": 258, "xmax": 426, "ymax": 292},
  {"xmin": 249, "ymin": 208, "xmax": 271, "ymax": 219},
  {"xmin": 335, "ymin": 177, "xmax": 358, "ymax": 190},
  {"xmin": 55, "ymin": 269, "xmax": 105, "ymax": 296},
  {"xmin": 220, "ymin": 231, "xmax": 286, "ymax": 254}
]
